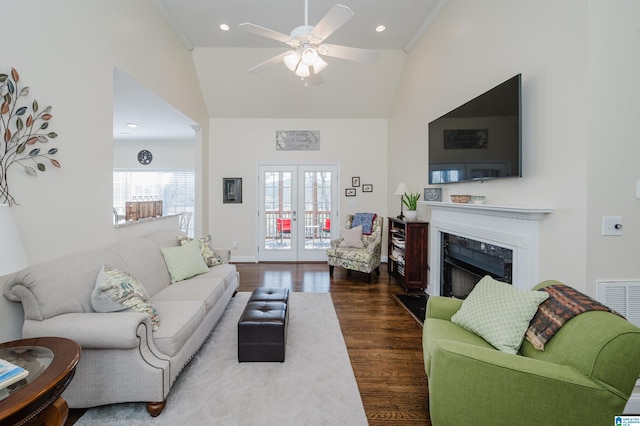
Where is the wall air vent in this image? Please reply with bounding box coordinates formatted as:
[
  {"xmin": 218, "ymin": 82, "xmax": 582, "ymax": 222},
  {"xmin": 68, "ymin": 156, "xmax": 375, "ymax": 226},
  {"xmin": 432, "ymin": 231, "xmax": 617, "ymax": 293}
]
[{"xmin": 597, "ymin": 280, "xmax": 640, "ymax": 327}]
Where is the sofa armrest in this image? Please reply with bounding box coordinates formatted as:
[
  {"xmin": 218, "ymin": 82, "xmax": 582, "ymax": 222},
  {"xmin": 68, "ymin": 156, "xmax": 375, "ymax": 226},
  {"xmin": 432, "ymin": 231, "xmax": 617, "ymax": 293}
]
[
  {"xmin": 430, "ymin": 340, "xmax": 626, "ymax": 424},
  {"xmin": 22, "ymin": 312, "xmax": 156, "ymax": 349},
  {"xmin": 426, "ymin": 296, "xmax": 463, "ymax": 321},
  {"xmin": 330, "ymin": 238, "xmax": 343, "ymax": 248},
  {"xmin": 213, "ymin": 248, "xmax": 231, "ymax": 263}
]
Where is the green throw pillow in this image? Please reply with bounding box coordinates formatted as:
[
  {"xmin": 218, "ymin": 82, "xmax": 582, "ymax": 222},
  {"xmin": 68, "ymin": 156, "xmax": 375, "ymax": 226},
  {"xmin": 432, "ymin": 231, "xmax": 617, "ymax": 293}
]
[
  {"xmin": 91, "ymin": 265, "xmax": 160, "ymax": 331},
  {"xmin": 451, "ymin": 276, "xmax": 549, "ymax": 354},
  {"xmin": 161, "ymin": 239, "xmax": 209, "ymax": 283},
  {"xmin": 177, "ymin": 234, "xmax": 224, "ymax": 267}
]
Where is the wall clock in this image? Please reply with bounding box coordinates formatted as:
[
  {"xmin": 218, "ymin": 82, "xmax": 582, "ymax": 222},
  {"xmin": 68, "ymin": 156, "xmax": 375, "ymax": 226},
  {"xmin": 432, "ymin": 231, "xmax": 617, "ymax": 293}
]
[{"xmin": 137, "ymin": 149, "xmax": 153, "ymax": 165}]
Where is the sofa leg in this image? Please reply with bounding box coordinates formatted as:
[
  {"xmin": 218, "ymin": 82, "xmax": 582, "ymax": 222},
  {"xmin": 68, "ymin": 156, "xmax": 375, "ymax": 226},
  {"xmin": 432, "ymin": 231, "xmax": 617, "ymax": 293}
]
[
  {"xmin": 147, "ymin": 400, "xmax": 167, "ymax": 417},
  {"xmin": 367, "ymin": 273, "xmax": 371, "ymax": 283},
  {"xmin": 375, "ymin": 266, "xmax": 380, "ymax": 275},
  {"xmin": 347, "ymin": 269, "xmax": 352, "ymax": 276},
  {"xmin": 329, "ymin": 265, "xmax": 334, "ymax": 276}
]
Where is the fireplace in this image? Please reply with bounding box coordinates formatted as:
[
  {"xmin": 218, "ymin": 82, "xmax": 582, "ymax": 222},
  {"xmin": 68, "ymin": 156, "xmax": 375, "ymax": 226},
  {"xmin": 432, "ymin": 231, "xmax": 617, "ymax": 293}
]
[
  {"xmin": 423, "ymin": 202, "xmax": 552, "ymax": 296},
  {"xmin": 441, "ymin": 233, "xmax": 513, "ymax": 298}
]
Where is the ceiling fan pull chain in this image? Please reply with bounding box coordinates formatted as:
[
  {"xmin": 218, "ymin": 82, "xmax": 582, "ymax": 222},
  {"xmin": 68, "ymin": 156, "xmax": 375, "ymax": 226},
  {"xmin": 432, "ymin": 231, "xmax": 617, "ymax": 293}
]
[{"xmin": 304, "ymin": 0, "xmax": 309, "ymax": 26}]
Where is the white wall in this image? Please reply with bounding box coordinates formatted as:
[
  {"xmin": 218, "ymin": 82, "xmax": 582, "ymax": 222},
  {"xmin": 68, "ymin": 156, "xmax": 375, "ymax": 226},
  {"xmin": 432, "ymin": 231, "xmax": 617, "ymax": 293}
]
[
  {"xmin": 586, "ymin": 1, "xmax": 640, "ymax": 289},
  {"xmin": 209, "ymin": 119, "xmax": 388, "ymax": 261},
  {"xmin": 0, "ymin": 0, "xmax": 208, "ymax": 341},
  {"xmin": 388, "ymin": 0, "xmax": 591, "ymax": 291},
  {"xmin": 114, "ymin": 140, "xmax": 196, "ymax": 170}
]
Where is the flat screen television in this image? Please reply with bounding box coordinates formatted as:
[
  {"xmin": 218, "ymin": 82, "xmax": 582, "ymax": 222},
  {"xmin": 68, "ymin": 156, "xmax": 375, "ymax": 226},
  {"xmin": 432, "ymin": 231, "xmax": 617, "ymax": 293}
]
[{"xmin": 428, "ymin": 74, "xmax": 522, "ymax": 184}]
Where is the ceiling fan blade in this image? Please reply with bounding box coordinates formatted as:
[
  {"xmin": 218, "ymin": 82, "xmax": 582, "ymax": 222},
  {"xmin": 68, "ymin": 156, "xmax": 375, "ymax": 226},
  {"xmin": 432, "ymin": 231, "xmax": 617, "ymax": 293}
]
[
  {"xmin": 239, "ymin": 23, "xmax": 299, "ymax": 47},
  {"xmin": 248, "ymin": 51, "xmax": 290, "ymax": 73},
  {"xmin": 320, "ymin": 44, "xmax": 379, "ymax": 63},
  {"xmin": 309, "ymin": 4, "xmax": 354, "ymax": 43}
]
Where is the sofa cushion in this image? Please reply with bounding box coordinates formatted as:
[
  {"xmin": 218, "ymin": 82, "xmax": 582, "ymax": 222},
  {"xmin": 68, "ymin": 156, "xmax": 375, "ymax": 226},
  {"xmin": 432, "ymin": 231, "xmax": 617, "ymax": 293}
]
[
  {"xmin": 451, "ymin": 276, "xmax": 549, "ymax": 354},
  {"xmin": 189, "ymin": 264, "xmax": 238, "ymax": 292},
  {"xmin": 153, "ymin": 277, "xmax": 225, "ymax": 313},
  {"xmin": 152, "ymin": 300, "xmax": 206, "ymax": 357},
  {"xmin": 177, "ymin": 234, "xmax": 224, "ymax": 267},
  {"xmin": 339, "ymin": 225, "xmax": 364, "ymax": 248},
  {"xmin": 91, "ymin": 266, "xmax": 160, "ymax": 331},
  {"xmin": 160, "ymin": 239, "xmax": 210, "ymax": 283}
]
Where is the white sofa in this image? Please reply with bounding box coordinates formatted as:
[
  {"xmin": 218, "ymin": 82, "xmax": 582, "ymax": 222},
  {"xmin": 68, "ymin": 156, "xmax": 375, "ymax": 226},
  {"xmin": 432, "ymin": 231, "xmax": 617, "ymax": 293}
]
[{"xmin": 3, "ymin": 229, "xmax": 238, "ymax": 416}]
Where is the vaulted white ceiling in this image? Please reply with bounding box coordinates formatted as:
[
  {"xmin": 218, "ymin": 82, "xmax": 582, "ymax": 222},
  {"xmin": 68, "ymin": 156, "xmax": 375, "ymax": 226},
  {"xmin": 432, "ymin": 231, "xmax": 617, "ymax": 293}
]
[{"xmin": 114, "ymin": 1, "xmax": 448, "ymax": 139}]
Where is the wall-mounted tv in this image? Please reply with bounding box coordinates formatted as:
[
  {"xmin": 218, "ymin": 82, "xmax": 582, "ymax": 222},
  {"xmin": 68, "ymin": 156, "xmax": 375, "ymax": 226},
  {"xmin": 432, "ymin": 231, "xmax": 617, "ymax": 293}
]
[{"xmin": 428, "ymin": 74, "xmax": 522, "ymax": 184}]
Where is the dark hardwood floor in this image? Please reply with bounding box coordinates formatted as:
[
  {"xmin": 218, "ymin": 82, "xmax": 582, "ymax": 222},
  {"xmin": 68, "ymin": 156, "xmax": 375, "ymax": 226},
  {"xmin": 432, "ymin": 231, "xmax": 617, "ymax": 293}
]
[{"xmin": 66, "ymin": 262, "xmax": 430, "ymax": 425}]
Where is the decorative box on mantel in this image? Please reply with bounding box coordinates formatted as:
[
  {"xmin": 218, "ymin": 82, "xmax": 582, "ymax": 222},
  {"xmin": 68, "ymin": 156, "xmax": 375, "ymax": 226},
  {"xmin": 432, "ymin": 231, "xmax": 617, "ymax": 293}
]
[{"xmin": 420, "ymin": 201, "xmax": 553, "ymax": 296}]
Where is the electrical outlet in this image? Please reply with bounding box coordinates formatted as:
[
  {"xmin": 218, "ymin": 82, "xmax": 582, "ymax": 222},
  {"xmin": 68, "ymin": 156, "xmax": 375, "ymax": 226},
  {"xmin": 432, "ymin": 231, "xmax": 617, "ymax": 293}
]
[
  {"xmin": 233, "ymin": 241, "xmax": 238, "ymax": 249},
  {"xmin": 602, "ymin": 216, "xmax": 623, "ymax": 236}
]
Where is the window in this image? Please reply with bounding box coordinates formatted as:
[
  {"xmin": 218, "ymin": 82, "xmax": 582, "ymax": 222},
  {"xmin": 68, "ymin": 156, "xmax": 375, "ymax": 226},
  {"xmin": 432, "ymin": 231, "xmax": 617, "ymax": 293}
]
[{"xmin": 113, "ymin": 169, "xmax": 195, "ymax": 236}]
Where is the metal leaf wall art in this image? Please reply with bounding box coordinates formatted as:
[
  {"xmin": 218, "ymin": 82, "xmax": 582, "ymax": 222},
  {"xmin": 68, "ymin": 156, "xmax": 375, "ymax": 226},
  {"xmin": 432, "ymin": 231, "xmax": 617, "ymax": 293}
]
[{"xmin": 0, "ymin": 67, "xmax": 61, "ymax": 205}]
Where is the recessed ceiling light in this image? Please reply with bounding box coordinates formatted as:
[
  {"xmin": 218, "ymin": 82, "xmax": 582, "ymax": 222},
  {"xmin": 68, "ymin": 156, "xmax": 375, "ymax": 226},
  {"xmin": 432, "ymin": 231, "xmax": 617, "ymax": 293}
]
[
  {"xmin": 376, "ymin": 25, "xmax": 386, "ymax": 33},
  {"xmin": 219, "ymin": 24, "xmax": 230, "ymax": 31},
  {"xmin": 127, "ymin": 122, "xmax": 138, "ymax": 128}
]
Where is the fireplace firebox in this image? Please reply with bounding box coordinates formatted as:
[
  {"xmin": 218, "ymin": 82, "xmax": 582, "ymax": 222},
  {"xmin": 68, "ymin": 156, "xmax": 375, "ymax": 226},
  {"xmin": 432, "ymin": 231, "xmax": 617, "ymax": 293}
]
[{"xmin": 441, "ymin": 233, "xmax": 513, "ymax": 298}]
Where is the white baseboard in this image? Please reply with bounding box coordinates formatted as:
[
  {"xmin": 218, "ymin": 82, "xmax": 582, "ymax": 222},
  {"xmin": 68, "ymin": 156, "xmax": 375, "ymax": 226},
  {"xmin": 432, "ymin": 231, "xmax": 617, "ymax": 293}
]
[{"xmin": 230, "ymin": 255, "xmax": 256, "ymax": 263}]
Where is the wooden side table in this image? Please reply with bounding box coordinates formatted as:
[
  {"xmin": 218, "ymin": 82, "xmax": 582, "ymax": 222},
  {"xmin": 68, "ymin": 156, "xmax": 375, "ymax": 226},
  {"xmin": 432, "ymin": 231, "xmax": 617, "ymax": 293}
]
[{"xmin": 0, "ymin": 337, "xmax": 81, "ymax": 426}]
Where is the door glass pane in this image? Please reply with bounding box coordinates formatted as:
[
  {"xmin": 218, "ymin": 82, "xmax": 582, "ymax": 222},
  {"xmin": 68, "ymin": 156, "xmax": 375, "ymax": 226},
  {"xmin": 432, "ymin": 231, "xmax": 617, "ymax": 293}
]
[
  {"xmin": 303, "ymin": 171, "xmax": 332, "ymax": 250},
  {"xmin": 264, "ymin": 171, "xmax": 292, "ymax": 250}
]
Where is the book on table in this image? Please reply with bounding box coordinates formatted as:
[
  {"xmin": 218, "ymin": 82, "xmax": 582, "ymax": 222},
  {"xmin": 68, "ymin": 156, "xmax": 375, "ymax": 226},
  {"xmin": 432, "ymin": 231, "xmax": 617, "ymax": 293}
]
[{"xmin": 0, "ymin": 358, "xmax": 29, "ymax": 390}]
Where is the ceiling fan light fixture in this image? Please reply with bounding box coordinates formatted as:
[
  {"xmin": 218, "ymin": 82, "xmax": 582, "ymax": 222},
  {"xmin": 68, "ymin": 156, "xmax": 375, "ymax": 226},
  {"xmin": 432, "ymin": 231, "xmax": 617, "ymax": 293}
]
[
  {"xmin": 283, "ymin": 50, "xmax": 300, "ymax": 71},
  {"xmin": 312, "ymin": 56, "xmax": 328, "ymax": 74},
  {"xmin": 300, "ymin": 44, "xmax": 319, "ymax": 66},
  {"xmin": 295, "ymin": 63, "xmax": 310, "ymax": 78}
]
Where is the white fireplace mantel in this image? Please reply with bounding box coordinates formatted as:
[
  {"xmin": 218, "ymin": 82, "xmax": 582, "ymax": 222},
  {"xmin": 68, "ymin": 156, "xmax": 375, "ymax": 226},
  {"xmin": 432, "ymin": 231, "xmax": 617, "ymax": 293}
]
[{"xmin": 422, "ymin": 201, "xmax": 553, "ymax": 295}]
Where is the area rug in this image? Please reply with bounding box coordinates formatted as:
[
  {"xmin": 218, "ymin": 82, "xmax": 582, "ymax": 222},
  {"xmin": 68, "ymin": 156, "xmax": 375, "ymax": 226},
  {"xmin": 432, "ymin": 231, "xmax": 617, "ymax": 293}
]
[
  {"xmin": 76, "ymin": 292, "xmax": 367, "ymax": 425},
  {"xmin": 393, "ymin": 293, "xmax": 429, "ymax": 325}
]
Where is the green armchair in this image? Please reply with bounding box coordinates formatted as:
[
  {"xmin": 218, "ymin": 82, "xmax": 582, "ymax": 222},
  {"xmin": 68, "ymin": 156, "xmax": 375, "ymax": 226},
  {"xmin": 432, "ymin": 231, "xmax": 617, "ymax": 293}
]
[
  {"xmin": 326, "ymin": 214, "xmax": 383, "ymax": 282},
  {"xmin": 422, "ymin": 281, "xmax": 640, "ymax": 425}
]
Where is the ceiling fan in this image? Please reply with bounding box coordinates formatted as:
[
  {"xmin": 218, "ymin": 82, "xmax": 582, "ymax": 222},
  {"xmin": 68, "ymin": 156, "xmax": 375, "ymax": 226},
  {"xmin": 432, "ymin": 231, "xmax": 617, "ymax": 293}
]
[{"xmin": 239, "ymin": 0, "xmax": 378, "ymax": 85}]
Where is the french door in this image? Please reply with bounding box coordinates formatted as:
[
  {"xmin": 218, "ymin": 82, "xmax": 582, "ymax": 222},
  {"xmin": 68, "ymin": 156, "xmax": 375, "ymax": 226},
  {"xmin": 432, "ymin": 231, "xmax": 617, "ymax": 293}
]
[{"xmin": 258, "ymin": 164, "xmax": 338, "ymax": 262}]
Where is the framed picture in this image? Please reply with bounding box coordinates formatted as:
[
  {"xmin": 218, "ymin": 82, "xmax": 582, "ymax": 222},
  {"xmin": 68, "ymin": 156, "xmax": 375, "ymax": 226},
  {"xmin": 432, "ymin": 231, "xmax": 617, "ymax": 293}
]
[
  {"xmin": 351, "ymin": 177, "xmax": 360, "ymax": 187},
  {"xmin": 362, "ymin": 184, "xmax": 373, "ymax": 193},
  {"xmin": 223, "ymin": 178, "xmax": 242, "ymax": 203},
  {"xmin": 424, "ymin": 187, "xmax": 442, "ymax": 201},
  {"xmin": 345, "ymin": 188, "xmax": 356, "ymax": 197}
]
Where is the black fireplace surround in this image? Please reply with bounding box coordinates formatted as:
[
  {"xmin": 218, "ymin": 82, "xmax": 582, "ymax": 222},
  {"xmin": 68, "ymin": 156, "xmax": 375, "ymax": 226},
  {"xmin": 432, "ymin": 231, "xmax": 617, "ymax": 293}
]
[{"xmin": 441, "ymin": 233, "xmax": 513, "ymax": 298}]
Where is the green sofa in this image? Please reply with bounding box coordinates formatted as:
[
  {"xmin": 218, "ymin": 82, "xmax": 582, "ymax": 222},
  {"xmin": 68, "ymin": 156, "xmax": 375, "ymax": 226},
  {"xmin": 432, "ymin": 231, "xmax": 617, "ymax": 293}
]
[{"xmin": 422, "ymin": 280, "xmax": 640, "ymax": 425}]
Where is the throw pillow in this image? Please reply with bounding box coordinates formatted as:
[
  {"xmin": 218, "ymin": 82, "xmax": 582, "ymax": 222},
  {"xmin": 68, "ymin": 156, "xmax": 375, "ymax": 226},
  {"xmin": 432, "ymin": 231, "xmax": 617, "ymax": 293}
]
[
  {"xmin": 160, "ymin": 239, "xmax": 210, "ymax": 283},
  {"xmin": 339, "ymin": 225, "xmax": 364, "ymax": 248},
  {"xmin": 177, "ymin": 234, "xmax": 224, "ymax": 267},
  {"xmin": 451, "ymin": 276, "xmax": 549, "ymax": 354},
  {"xmin": 91, "ymin": 265, "xmax": 160, "ymax": 331}
]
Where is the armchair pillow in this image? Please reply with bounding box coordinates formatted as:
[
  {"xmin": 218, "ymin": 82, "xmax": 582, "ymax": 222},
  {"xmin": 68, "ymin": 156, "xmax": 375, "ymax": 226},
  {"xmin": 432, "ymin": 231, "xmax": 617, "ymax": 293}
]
[
  {"xmin": 339, "ymin": 225, "xmax": 364, "ymax": 248},
  {"xmin": 91, "ymin": 265, "xmax": 160, "ymax": 330},
  {"xmin": 451, "ymin": 276, "xmax": 549, "ymax": 354},
  {"xmin": 160, "ymin": 239, "xmax": 210, "ymax": 283}
]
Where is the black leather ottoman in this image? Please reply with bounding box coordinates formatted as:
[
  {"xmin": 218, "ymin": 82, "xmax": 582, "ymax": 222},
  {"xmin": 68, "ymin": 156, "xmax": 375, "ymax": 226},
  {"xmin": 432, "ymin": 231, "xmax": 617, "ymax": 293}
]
[
  {"xmin": 238, "ymin": 300, "xmax": 288, "ymax": 362},
  {"xmin": 248, "ymin": 287, "xmax": 290, "ymax": 303}
]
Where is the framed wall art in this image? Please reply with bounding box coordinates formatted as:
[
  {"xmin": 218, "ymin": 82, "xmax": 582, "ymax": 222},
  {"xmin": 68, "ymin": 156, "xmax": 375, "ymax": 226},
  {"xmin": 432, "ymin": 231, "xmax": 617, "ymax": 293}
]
[
  {"xmin": 424, "ymin": 187, "xmax": 442, "ymax": 202},
  {"xmin": 276, "ymin": 130, "xmax": 320, "ymax": 151},
  {"xmin": 223, "ymin": 178, "xmax": 242, "ymax": 203},
  {"xmin": 362, "ymin": 184, "xmax": 373, "ymax": 193},
  {"xmin": 351, "ymin": 177, "xmax": 360, "ymax": 187},
  {"xmin": 345, "ymin": 188, "xmax": 356, "ymax": 197}
]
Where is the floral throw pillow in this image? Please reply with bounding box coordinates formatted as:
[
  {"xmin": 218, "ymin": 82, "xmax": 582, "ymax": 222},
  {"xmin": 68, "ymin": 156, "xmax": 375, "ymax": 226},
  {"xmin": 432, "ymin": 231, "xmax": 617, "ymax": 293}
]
[
  {"xmin": 91, "ymin": 265, "xmax": 160, "ymax": 331},
  {"xmin": 177, "ymin": 234, "xmax": 224, "ymax": 267}
]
